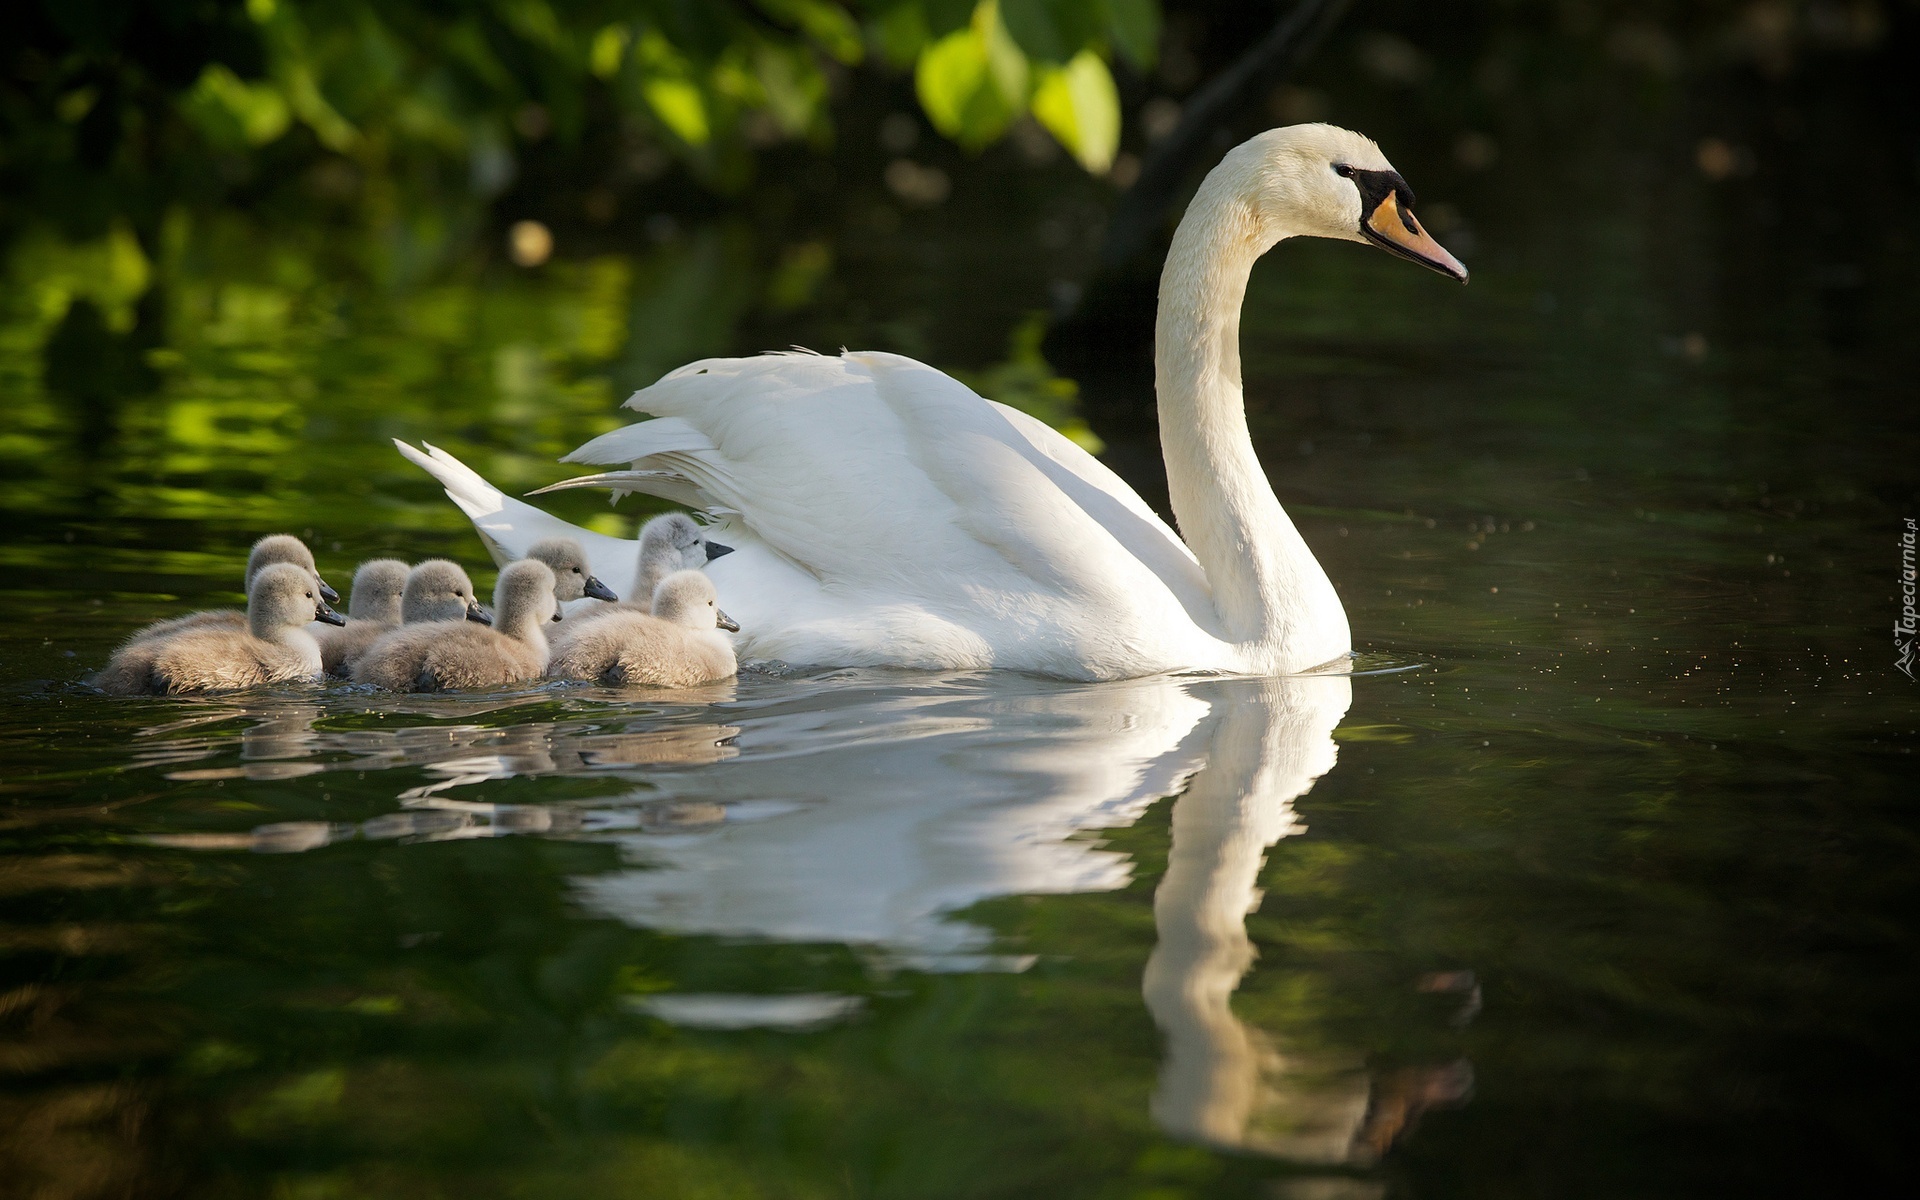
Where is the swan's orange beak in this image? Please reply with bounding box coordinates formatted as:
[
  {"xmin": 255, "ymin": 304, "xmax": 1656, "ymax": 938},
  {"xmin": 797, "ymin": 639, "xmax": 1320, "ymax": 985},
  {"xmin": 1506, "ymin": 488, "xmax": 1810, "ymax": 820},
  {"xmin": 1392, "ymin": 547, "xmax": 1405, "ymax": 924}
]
[{"xmin": 1363, "ymin": 191, "xmax": 1468, "ymax": 283}]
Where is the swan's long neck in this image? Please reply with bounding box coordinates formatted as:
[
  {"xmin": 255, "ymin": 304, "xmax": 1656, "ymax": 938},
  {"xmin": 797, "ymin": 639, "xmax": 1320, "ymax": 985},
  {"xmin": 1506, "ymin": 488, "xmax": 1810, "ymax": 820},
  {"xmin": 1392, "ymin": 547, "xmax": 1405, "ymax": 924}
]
[{"xmin": 1156, "ymin": 176, "xmax": 1350, "ymax": 669}]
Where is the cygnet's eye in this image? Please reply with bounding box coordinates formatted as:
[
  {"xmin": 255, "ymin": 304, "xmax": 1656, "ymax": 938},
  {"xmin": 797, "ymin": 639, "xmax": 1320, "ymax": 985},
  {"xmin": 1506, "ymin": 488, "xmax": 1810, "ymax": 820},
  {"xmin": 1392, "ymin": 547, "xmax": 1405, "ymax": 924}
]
[{"xmin": 571, "ymin": 566, "xmax": 581, "ymax": 574}]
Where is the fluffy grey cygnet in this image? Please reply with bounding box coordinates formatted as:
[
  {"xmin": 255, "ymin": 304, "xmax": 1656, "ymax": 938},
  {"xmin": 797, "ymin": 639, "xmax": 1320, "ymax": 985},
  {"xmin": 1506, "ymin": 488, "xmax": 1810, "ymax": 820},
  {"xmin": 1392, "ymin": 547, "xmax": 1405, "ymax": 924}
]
[
  {"xmin": 524, "ymin": 537, "xmax": 618, "ymax": 604},
  {"xmin": 352, "ymin": 560, "xmax": 557, "ymax": 691},
  {"xmin": 96, "ymin": 563, "xmax": 344, "ymax": 695},
  {"xmin": 634, "ymin": 514, "xmax": 733, "ymax": 602},
  {"xmin": 547, "ymin": 569, "xmax": 738, "ymax": 687},
  {"xmin": 399, "ymin": 559, "xmax": 490, "ymax": 625},
  {"xmin": 122, "ymin": 534, "xmax": 340, "ymax": 647},
  {"xmin": 314, "ymin": 558, "xmax": 409, "ymax": 677}
]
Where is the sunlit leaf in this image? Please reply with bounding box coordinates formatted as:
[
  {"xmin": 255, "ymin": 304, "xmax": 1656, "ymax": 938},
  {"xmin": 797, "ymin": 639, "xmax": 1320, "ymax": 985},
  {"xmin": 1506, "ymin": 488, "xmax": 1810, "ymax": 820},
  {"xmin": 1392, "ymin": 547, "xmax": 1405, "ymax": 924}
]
[
  {"xmin": 183, "ymin": 65, "xmax": 291, "ymax": 148},
  {"xmin": 636, "ymin": 31, "xmax": 711, "ymax": 146},
  {"xmin": 1031, "ymin": 50, "xmax": 1119, "ymax": 173},
  {"xmin": 590, "ymin": 25, "xmax": 631, "ymax": 79},
  {"xmin": 916, "ymin": 1, "xmax": 1030, "ymax": 149}
]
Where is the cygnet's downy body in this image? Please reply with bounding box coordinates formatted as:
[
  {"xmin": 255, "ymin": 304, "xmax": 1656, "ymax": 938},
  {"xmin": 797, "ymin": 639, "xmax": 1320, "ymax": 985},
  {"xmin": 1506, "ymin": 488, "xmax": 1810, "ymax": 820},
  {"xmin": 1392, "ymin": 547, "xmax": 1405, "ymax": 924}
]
[
  {"xmin": 353, "ymin": 560, "xmax": 557, "ymax": 691},
  {"xmin": 313, "ymin": 559, "xmax": 409, "ymax": 677},
  {"xmin": 548, "ymin": 569, "xmax": 738, "ymax": 687},
  {"xmin": 122, "ymin": 535, "xmax": 339, "ymax": 648},
  {"xmin": 97, "ymin": 563, "xmax": 344, "ymax": 695}
]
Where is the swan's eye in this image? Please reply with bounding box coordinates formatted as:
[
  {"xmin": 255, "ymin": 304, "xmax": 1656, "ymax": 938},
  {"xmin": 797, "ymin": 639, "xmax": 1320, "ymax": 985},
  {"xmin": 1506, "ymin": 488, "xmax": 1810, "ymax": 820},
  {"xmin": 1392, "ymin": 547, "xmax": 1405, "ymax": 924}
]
[{"xmin": 1332, "ymin": 163, "xmax": 1353, "ymax": 178}]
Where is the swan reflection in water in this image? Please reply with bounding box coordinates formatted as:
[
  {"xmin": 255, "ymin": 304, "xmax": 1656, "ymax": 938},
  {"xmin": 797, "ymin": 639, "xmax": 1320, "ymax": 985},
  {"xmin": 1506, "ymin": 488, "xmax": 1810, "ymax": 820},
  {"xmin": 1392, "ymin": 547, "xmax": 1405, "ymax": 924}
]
[{"xmin": 129, "ymin": 671, "xmax": 1469, "ymax": 1167}]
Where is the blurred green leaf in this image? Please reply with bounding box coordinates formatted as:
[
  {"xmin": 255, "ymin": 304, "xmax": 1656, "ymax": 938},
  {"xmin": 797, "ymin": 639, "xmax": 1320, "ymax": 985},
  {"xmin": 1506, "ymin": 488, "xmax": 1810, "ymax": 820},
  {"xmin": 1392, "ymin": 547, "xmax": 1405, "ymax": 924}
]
[
  {"xmin": 1001, "ymin": 0, "xmax": 1103, "ymax": 65},
  {"xmin": 637, "ymin": 30, "xmax": 712, "ymax": 146},
  {"xmin": 1031, "ymin": 50, "xmax": 1119, "ymax": 173},
  {"xmin": 1105, "ymin": 0, "xmax": 1160, "ymax": 68},
  {"xmin": 183, "ymin": 65, "xmax": 292, "ymax": 148},
  {"xmin": 916, "ymin": 1, "xmax": 1031, "ymax": 149}
]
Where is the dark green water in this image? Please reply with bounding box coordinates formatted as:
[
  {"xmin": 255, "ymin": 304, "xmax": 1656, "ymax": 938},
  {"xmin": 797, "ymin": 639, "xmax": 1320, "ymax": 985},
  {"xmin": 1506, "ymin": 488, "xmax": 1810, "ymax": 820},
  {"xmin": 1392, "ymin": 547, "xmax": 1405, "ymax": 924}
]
[{"xmin": 5, "ymin": 10, "xmax": 1920, "ymax": 1199}]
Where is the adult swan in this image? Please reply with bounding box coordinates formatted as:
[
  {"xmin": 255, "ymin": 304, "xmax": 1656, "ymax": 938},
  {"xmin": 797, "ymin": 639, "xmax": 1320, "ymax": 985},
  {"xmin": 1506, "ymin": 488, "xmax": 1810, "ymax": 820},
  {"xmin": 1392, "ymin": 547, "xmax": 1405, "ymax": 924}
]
[{"xmin": 398, "ymin": 124, "xmax": 1466, "ymax": 681}]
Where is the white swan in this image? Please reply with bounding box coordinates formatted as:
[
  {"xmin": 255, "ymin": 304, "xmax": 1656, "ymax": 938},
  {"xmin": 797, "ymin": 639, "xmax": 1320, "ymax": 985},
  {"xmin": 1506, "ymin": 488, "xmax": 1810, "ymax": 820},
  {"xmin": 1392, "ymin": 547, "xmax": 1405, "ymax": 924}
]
[{"xmin": 399, "ymin": 124, "xmax": 1464, "ymax": 680}]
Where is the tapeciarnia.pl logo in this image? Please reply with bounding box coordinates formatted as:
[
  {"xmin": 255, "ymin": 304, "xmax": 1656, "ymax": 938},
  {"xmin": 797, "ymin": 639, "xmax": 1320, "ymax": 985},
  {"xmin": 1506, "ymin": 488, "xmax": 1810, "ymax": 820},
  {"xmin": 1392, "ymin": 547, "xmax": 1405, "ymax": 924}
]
[{"xmin": 1899, "ymin": 517, "xmax": 1918, "ymax": 680}]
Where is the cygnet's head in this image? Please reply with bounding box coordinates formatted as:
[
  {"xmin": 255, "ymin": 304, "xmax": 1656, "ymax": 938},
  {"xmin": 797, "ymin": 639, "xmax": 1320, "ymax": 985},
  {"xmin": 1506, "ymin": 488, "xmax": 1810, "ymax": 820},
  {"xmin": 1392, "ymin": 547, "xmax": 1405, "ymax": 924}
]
[
  {"xmin": 639, "ymin": 513, "xmax": 734, "ymax": 572},
  {"xmin": 495, "ymin": 559, "xmax": 559, "ymax": 629},
  {"xmin": 1209, "ymin": 124, "xmax": 1466, "ymax": 282},
  {"xmin": 652, "ymin": 569, "xmax": 739, "ymax": 632},
  {"xmin": 250, "ymin": 562, "xmax": 342, "ymax": 635},
  {"xmin": 403, "ymin": 560, "xmax": 489, "ymax": 625},
  {"xmin": 525, "ymin": 537, "xmax": 617, "ymax": 603},
  {"xmin": 346, "ymin": 559, "xmax": 409, "ymax": 623},
  {"xmin": 247, "ymin": 534, "xmax": 340, "ymax": 605}
]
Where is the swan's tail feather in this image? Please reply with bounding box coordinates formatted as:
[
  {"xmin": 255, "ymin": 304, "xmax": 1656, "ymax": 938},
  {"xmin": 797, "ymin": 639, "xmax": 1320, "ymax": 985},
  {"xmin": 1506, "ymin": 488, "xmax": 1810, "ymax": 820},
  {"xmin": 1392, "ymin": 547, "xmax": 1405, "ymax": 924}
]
[{"xmin": 392, "ymin": 439, "xmax": 506, "ymax": 521}]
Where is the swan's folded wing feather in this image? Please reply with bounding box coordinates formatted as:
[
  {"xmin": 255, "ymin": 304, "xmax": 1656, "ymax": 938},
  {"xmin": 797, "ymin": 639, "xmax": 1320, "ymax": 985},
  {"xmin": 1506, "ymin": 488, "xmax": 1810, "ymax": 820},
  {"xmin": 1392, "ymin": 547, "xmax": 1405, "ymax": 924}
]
[{"xmin": 565, "ymin": 352, "xmax": 1203, "ymax": 649}]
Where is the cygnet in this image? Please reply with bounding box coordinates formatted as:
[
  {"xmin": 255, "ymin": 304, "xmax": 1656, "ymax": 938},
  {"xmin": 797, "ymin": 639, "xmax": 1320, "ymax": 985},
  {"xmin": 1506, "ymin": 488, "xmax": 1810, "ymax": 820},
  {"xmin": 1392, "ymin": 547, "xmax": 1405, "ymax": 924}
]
[
  {"xmin": 547, "ymin": 569, "xmax": 738, "ymax": 687},
  {"xmin": 399, "ymin": 559, "xmax": 491, "ymax": 625},
  {"xmin": 97, "ymin": 563, "xmax": 344, "ymax": 695},
  {"xmin": 313, "ymin": 558, "xmax": 409, "ymax": 677},
  {"xmin": 353, "ymin": 560, "xmax": 557, "ymax": 691},
  {"xmin": 633, "ymin": 514, "xmax": 733, "ymax": 604},
  {"xmin": 124, "ymin": 534, "xmax": 340, "ymax": 647},
  {"xmin": 525, "ymin": 537, "xmax": 618, "ymax": 604}
]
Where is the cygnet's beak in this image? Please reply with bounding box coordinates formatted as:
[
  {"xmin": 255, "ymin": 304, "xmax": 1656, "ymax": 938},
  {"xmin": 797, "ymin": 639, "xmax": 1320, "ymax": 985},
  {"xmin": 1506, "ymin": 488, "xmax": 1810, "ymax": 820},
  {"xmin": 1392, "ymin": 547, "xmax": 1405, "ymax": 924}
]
[
  {"xmin": 1361, "ymin": 188, "xmax": 1468, "ymax": 283},
  {"xmin": 582, "ymin": 575, "xmax": 618, "ymax": 602},
  {"xmin": 315, "ymin": 598, "xmax": 347, "ymax": 627},
  {"xmin": 316, "ymin": 575, "xmax": 341, "ymax": 605},
  {"xmin": 715, "ymin": 609, "xmax": 740, "ymax": 633},
  {"xmin": 704, "ymin": 541, "xmax": 735, "ymax": 562},
  {"xmin": 466, "ymin": 601, "xmax": 493, "ymax": 625}
]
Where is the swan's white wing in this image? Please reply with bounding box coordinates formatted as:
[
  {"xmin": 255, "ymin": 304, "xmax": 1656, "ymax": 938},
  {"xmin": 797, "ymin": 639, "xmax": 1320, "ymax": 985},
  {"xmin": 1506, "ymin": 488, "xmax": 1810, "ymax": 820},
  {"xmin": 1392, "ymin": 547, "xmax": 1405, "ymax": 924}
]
[
  {"xmin": 558, "ymin": 353, "xmax": 1225, "ymax": 666},
  {"xmin": 392, "ymin": 440, "xmax": 641, "ymax": 600}
]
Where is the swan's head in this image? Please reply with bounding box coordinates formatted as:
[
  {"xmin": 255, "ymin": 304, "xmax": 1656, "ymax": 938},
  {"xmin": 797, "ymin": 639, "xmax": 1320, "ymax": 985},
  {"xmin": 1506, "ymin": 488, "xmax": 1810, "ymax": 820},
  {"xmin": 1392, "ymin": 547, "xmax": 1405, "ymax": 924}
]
[
  {"xmin": 403, "ymin": 559, "xmax": 489, "ymax": 625},
  {"xmin": 495, "ymin": 559, "xmax": 560, "ymax": 627},
  {"xmin": 652, "ymin": 569, "xmax": 739, "ymax": 632},
  {"xmin": 251, "ymin": 562, "xmax": 342, "ymax": 635},
  {"xmin": 1231, "ymin": 123, "xmax": 1466, "ymax": 282},
  {"xmin": 639, "ymin": 513, "xmax": 734, "ymax": 571},
  {"xmin": 525, "ymin": 537, "xmax": 617, "ymax": 603},
  {"xmin": 247, "ymin": 534, "xmax": 340, "ymax": 605},
  {"xmin": 346, "ymin": 558, "xmax": 409, "ymax": 623}
]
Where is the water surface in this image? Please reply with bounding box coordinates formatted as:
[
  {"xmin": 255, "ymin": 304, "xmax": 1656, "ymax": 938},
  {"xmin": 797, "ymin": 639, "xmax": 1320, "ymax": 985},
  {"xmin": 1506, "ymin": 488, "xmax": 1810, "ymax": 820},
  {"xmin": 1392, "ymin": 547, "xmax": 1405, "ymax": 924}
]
[{"xmin": 4, "ymin": 11, "xmax": 1920, "ymax": 1196}]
